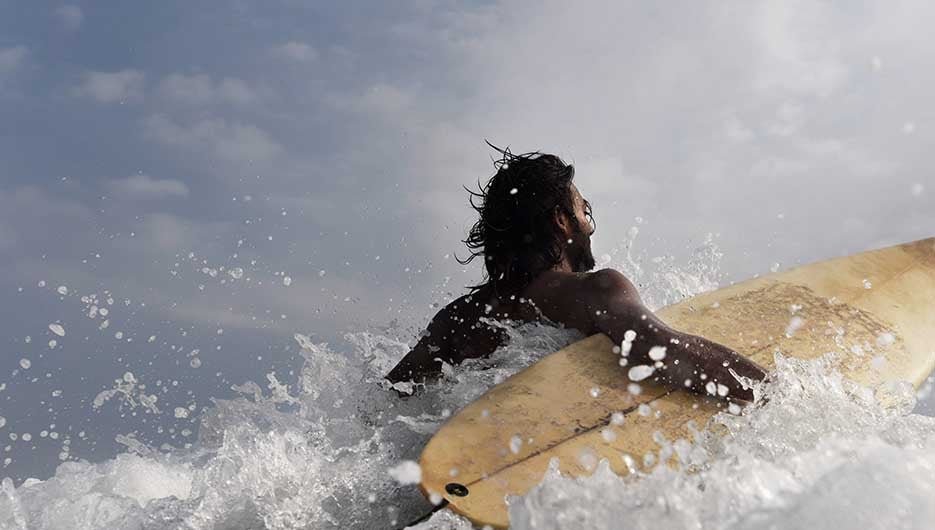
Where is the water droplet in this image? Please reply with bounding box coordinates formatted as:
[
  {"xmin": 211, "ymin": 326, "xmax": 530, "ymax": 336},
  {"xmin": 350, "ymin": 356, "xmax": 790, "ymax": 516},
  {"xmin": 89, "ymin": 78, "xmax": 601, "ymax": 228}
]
[
  {"xmin": 628, "ymin": 365, "xmax": 655, "ymax": 381},
  {"xmin": 509, "ymin": 435, "xmax": 522, "ymax": 454},
  {"xmin": 785, "ymin": 316, "xmax": 805, "ymax": 337},
  {"xmin": 876, "ymin": 332, "xmax": 895, "ymax": 347},
  {"xmin": 388, "ymin": 460, "xmax": 422, "ymax": 485}
]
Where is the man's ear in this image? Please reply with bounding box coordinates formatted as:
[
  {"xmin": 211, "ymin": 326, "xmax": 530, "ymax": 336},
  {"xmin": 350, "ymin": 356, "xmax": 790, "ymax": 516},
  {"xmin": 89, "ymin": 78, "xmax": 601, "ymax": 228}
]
[{"xmin": 553, "ymin": 207, "xmax": 571, "ymax": 237}]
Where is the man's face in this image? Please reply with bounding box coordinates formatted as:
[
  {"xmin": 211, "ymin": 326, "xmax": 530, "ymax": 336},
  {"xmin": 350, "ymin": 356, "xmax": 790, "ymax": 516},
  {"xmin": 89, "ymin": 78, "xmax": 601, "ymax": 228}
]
[{"xmin": 567, "ymin": 183, "xmax": 596, "ymax": 272}]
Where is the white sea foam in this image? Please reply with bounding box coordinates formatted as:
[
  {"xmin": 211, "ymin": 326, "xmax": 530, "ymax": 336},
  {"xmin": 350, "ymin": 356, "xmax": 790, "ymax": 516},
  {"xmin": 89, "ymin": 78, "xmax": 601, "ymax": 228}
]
[
  {"xmin": 505, "ymin": 354, "xmax": 935, "ymax": 530},
  {"xmin": 0, "ymin": 319, "xmax": 580, "ymax": 529},
  {"xmin": 2, "ymin": 233, "xmax": 933, "ymax": 530}
]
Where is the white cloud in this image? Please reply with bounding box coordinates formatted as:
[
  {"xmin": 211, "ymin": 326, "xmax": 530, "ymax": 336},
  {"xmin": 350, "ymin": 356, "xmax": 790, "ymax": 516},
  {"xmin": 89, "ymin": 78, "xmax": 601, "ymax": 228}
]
[
  {"xmin": 136, "ymin": 212, "xmax": 196, "ymax": 251},
  {"xmin": 159, "ymin": 73, "xmax": 256, "ymax": 105},
  {"xmin": 273, "ymin": 41, "xmax": 318, "ymax": 62},
  {"xmin": 54, "ymin": 5, "xmax": 83, "ymax": 30},
  {"xmin": 75, "ymin": 69, "xmax": 145, "ymax": 103},
  {"xmin": 107, "ymin": 175, "xmax": 190, "ymax": 199},
  {"xmin": 0, "ymin": 46, "xmax": 27, "ymax": 77},
  {"xmin": 0, "ymin": 186, "xmax": 92, "ymax": 256},
  {"xmin": 327, "ymin": 82, "xmax": 414, "ymax": 116},
  {"xmin": 217, "ymin": 78, "xmax": 254, "ymax": 104},
  {"xmin": 750, "ymin": 2, "xmax": 849, "ymax": 99},
  {"xmin": 142, "ymin": 114, "xmax": 283, "ymax": 165},
  {"xmin": 296, "ymin": 0, "xmax": 935, "ymax": 286}
]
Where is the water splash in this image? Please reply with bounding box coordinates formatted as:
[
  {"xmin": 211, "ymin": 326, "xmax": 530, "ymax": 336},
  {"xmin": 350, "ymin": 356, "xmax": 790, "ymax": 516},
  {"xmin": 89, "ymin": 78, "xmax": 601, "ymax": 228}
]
[
  {"xmin": 506, "ymin": 354, "xmax": 935, "ymax": 530},
  {"xmin": 3, "ymin": 233, "xmax": 934, "ymax": 529},
  {"xmin": 0, "ymin": 320, "xmax": 580, "ymax": 529}
]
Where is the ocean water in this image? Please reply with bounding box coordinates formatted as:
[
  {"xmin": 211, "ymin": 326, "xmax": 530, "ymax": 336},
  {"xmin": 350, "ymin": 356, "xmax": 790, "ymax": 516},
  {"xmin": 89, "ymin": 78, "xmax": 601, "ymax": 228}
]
[{"xmin": 2, "ymin": 232, "xmax": 934, "ymax": 529}]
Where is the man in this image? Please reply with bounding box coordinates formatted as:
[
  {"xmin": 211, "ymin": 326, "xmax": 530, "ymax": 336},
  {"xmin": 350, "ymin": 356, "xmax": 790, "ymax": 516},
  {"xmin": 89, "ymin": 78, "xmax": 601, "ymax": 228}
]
[{"xmin": 387, "ymin": 146, "xmax": 766, "ymax": 401}]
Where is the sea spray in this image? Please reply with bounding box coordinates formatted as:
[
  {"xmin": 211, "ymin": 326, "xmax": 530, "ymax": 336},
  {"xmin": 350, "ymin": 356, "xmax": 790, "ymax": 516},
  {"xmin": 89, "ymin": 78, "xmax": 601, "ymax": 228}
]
[
  {"xmin": 5, "ymin": 232, "xmax": 933, "ymax": 529},
  {"xmin": 504, "ymin": 354, "xmax": 935, "ymax": 530}
]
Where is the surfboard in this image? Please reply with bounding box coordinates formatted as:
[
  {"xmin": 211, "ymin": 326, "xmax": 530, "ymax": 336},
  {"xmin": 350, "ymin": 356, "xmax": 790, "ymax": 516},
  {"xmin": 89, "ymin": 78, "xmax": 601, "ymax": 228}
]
[{"xmin": 418, "ymin": 237, "xmax": 935, "ymax": 528}]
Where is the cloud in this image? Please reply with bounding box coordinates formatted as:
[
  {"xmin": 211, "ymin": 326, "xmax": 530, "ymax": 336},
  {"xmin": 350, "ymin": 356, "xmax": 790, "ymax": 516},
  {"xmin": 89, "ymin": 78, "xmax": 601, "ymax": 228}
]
[
  {"xmin": 8, "ymin": 0, "xmax": 935, "ymax": 346},
  {"xmin": 0, "ymin": 185, "xmax": 93, "ymax": 257},
  {"xmin": 107, "ymin": 175, "xmax": 190, "ymax": 200},
  {"xmin": 142, "ymin": 114, "xmax": 283, "ymax": 165},
  {"xmin": 0, "ymin": 46, "xmax": 27, "ymax": 77},
  {"xmin": 134, "ymin": 212, "xmax": 199, "ymax": 252},
  {"xmin": 328, "ymin": 82, "xmax": 413, "ymax": 115},
  {"xmin": 54, "ymin": 5, "xmax": 83, "ymax": 31},
  {"xmin": 272, "ymin": 41, "xmax": 318, "ymax": 62},
  {"xmin": 159, "ymin": 73, "xmax": 256, "ymax": 105},
  {"xmin": 75, "ymin": 69, "xmax": 145, "ymax": 103},
  {"xmin": 262, "ymin": 0, "xmax": 935, "ymax": 293}
]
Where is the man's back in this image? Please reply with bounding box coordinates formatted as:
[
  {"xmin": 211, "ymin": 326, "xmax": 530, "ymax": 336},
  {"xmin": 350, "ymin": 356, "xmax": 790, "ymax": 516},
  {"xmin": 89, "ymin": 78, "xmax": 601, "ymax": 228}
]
[
  {"xmin": 387, "ymin": 268, "xmax": 765, "ymax": 402},
  {"xmin": 386, "ymin": 269, "xmax": 626, "ymax": 385},
  {"xmin": 385, "ymin": 282, "xmax": 544, "ymax": 384}
]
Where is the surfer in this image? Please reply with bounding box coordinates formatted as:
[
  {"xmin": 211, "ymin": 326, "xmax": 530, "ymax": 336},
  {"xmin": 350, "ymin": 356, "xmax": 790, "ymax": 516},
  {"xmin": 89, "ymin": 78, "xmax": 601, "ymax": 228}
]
[{"xmin": 387, "ymin": 145, "xmax": 767, "ymax": 401}]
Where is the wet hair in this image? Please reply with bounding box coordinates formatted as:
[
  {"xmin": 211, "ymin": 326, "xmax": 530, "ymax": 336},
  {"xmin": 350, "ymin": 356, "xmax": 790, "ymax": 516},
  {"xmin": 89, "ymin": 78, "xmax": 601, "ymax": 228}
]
[{"xmin": 459, "ymin": 143, "xmax": 592, "ymax": 296}]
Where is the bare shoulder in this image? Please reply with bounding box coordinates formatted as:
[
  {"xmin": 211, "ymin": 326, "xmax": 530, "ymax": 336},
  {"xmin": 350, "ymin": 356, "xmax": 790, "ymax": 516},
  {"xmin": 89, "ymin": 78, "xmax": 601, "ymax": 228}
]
[
  {"xmin": 584, "ymin": 268, "xmax": 637, "ymax": 294},
  {"xmin": 425, "ymin": 297, "xmax": 463, "ymax": 333},
  {"xmin": 527, "ymin": 269, "xmax": 637, "ymax": 304},
  {"xmin": 424, "ymin": 292, "xmax": 485, "ymax": 339},
  {"xmin": 521, "ymin": 270, "xmax": 628, "ymax": 335}
]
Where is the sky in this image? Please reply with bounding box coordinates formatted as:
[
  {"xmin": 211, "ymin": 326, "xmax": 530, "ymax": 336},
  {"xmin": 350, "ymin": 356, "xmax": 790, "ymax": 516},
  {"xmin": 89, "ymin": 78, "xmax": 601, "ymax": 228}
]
[{"xmin": 0, "ymin": 1, "xmax": 933, "ymax": 481}]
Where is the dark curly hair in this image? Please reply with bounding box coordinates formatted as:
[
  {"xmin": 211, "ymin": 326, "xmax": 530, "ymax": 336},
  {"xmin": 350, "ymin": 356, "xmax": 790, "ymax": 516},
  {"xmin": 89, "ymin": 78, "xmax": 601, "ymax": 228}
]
[{"xmin": 458, "ymin": 143, "xmax": 593, "ymax": 296}]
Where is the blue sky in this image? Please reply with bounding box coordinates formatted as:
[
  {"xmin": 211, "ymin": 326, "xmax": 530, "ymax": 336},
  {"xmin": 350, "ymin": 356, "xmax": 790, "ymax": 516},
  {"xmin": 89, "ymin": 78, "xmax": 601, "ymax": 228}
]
[{"xmin": 1, "ymin": 1, "xmax": 934, "ymax": 481}]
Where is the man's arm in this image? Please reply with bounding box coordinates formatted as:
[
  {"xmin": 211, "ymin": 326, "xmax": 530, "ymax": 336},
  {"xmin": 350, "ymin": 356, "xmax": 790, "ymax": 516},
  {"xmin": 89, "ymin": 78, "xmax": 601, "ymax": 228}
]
[
  {"xmin": 585, "ymin": 269, "xmax": 766, "ymax": 401},
  {"xmin": 385, "ymin": 322, "xmax": 443, "ymax": 387},
  {"xmin": 385, "ymin": 306, "xmax": 456, "ymax": 386}
]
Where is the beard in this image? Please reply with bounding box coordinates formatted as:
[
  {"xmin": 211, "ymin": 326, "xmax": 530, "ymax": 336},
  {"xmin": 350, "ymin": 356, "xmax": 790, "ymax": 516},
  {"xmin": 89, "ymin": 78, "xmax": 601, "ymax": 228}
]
[{"xmin": 568, "ymin": 222, "xmax": 596, "ymax": 272}]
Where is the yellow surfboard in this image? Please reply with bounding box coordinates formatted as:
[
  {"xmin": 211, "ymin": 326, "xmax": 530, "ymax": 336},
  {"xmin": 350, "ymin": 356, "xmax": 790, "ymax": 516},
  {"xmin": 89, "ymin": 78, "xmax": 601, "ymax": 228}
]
[{"xmin": 419, "ymin": 237, "xmax": 935, "ymax": 528}]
